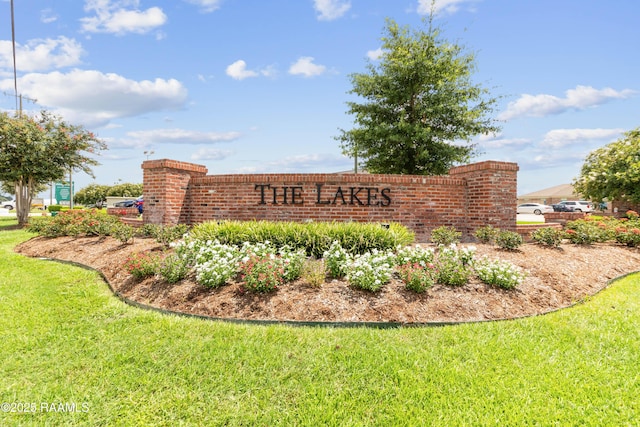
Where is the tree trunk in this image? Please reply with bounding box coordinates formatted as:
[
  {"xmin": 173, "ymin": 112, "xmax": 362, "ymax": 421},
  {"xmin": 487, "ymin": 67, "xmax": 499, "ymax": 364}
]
[{"xmin": 14, "ymin": 177, "xmax": 33, "ymax": 226}]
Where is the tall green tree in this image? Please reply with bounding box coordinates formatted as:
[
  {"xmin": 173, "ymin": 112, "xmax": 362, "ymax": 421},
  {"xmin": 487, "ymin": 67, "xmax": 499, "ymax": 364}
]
[
  {"xmin": 574, "ymin": 127, "xmax": 640, "ymax": 203},
  {"xmin": 336, "ymin": 17, "xmax": 501, "ymax": 175},
  {"xmin": 0, "ymin": 111, "xmax": 106, "ymax": 225},
  {"xmin": 73, "ymin": 183, "xmax": 111, "ymax": 206}
]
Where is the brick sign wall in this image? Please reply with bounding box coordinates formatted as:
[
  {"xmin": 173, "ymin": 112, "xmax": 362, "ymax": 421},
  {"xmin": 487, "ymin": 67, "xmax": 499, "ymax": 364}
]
[{"xmin": 142, "ymin": 159, "xmax": 518, "ymax": 241}]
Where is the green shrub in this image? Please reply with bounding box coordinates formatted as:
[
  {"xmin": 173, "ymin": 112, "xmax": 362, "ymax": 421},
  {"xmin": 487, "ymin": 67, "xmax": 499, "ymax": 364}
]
[
  {"xmin": 123, "ymin": 252, "xmax": 159, "ymax": 279},
  {"xmin": 530, "ymin": 227, "xmax": 564, "ymax": 248},
  {"xmin": 564, "ymin": 221, "xmax": 604, "ymax": 245},
  {"xmin": 474, "ymin": 225, "xmax": 498, "ymax": 244},
  {"xmin": 47, "ymin": 205, "xmax": 63, "ymax": 212},
  {"xmin": 25, "ymin": 217, "xmax": 52, "ymax": 234},
  {"xmin": 435, "ymin": 245, "xmax": 473, "ymax": 286},
  {"xmin": 430, "ymin": 226, "xmax": 462, "ymax": 246},
  {"xmin": 138, "ymin": 223, "xmax": 161, "ymax": 238},
  {"xmin": 154, "ymin": 224, "xmax": 189, "ymax": 246},
  {"xmin": 613, "ymin": 226, "xmax": 640, "ymax": 247},
  {"xmin": 398, "ymin": 262, "xmax": 437, "ymax": 293},
  {"xmin": 239, "ymin": 254, "xmax": 284, "ymax": 293},
  {"xmin": 158, "ymin": 253, "xmax": 190, "ymax": 284},
  {"xmin": 27, "ymin": 209, "xmax": 120, "ymax": 238},
  {"xmin": 112, "ymin": 223, "xmax": 135, "ymax": 244},
  {"xmin": 495, "ymin": 230, "xmax": 523, "ymax": 251}
]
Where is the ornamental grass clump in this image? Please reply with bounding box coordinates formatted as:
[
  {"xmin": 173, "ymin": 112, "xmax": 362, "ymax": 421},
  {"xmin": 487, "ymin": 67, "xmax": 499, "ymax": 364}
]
[
  {"xmin": 474, "ymin": 257, "xmax": 526, "ymax": 290},
  {"xmin": 301, "ymin": 259, "xmax": 326, "ymax": 287},
  {"xmin": 397, "ymin": 262, "xmax": 437, "ymax": 293},
  {"xmin": 430, "ymin": 225, "xmax": 462, "ymax": 246},
  {"xmin": 346, "ymin": 249, "xmax": 395, "ymax": 292}
]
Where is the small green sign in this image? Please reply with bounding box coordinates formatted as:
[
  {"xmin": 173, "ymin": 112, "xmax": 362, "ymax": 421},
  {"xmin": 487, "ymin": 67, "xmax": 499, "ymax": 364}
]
[{"xmin": 55, "ymin": 183, "xmax": 74, "ymax": 202}]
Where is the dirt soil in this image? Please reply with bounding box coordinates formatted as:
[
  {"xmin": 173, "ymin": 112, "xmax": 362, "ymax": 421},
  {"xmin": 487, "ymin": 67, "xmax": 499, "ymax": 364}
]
[{"xmin": 15, "ymin": 236, "xmax": 640, "ymax": 325}]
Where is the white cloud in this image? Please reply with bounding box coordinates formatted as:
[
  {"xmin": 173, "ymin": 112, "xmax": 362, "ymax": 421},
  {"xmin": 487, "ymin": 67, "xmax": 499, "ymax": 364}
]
[
  {"xmin": 479, "ymin": 136, "xmax": 530, "ymax": 149},
  {"xmin": 314, "ymin": 0, "xmax": 351, "ymax": 21},
  {"xmin": 226, "ymin": 60, "xmax": 258, "ymax": 80},
  {"xmin": 225, "ymin": 60, "xmax": 275, "ymax": 80},
  {"xmin": 418, "ymin": 0, "xmax": 479, "ymax": 15},
  {"xmin": 191, "ymin": 148, "xmax": 234, "ymax": 161},
  {"xmin": 125, "ymin": 128, "xmax": 241, "ymax": 146},
  {"xmin": 80, "ymin": 0, "xmax": 167, "ymax": 35},
  {"xmin": 40, "ymin": 8, "xmax": 59, "ymax": 24},
  {"xmin": 367, "ymin": 48, "xmax": 384, "ymax": 60},
  {"xmin": 524, "ymin": 151, "xmax": 587, "ymax": 169},
  {"xmin": 0, "ymin": 69, "xmax": 188, "ymax": 127},
  {"xmin": 183, "ymin": 0, "xmax": 223, "ymax": 13},
  {"xmin": 499, "ymin": 85, "xmax": 636, "ymax": 121},
  {"xmin": 539, "ymin": 128, "xmax": 624, "ymax": 148},
  {"xmin": 0, "ymin": 37, "xmax": 84, "ymax": 72},
  {"xmin": 288, "ymin": 57, "xmax": 326, "ymax": 78},
  {"xmin": 238, "ymin": 153, "xmax": 351, "ymax": 173}
]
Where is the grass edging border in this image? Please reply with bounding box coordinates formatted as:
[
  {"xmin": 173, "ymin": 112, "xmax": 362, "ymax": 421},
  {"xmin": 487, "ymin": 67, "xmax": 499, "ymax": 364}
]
[{"xmin": 35, "ymin": 256, "xmax": 638, "ymax": 329}]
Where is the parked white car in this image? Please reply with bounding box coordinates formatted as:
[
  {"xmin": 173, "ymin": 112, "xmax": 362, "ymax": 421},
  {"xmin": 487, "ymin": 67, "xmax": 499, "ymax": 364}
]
[
  {"xmin": 2, "ymin": 200, "xmax": 15, "ymax": 210},
  {"xmin": 517, "ymin": 203, "xmax": 554, "ymax": 215},
  {"xmin": 554, "ymin": 200, "xmax": 594, "ymax": 213}
]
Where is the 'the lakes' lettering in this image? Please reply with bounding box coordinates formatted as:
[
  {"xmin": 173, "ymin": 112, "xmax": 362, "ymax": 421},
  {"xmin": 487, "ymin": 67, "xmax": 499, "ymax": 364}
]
[{"xmin": 254, "ymin": 184, "xmax": 391, "ymax": 207}]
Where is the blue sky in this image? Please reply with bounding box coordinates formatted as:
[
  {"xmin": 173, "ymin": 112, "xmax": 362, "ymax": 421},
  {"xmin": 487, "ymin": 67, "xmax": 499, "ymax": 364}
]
[{"xmin": 1, "ymin": 0, "xmax": 638, "ymax": 196}]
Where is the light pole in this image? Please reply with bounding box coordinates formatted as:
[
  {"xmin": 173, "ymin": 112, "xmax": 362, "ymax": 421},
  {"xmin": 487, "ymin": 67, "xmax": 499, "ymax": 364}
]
[{"xmin": 144, "ymin": 150, "xmax": 155, "ymax": 160}]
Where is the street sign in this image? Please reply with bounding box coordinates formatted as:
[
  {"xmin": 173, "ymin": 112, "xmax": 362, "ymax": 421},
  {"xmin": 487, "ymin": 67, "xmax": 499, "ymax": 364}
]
[{"xmin": 55, "ymin": 183, "xmax": 74, "ymax": 205}]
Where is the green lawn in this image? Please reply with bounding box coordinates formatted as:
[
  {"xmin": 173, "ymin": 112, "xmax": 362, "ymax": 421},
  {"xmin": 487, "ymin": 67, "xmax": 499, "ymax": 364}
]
[{"xmin": 1, "ymin": 218, "xmax": 639, "ymax": 426}]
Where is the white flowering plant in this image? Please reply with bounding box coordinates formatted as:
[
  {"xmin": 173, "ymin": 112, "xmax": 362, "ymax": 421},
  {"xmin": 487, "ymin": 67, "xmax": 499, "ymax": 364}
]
[
  {"xmin": 346, "ymin": 249, "xmax": 396, "ymax": 292},
  {"xmin": 395, "ymin": 244, "xmax": 435, "ymax": 268},
  {"xmin": 474, "ymin": 257, "xmax": 526, "ymax": 289},
  {"xmin": 172, "ymin": 238, "xmax": 241, "ymax": 288},
  {"xmin": 434, "ymin": 245, "xmax": 474, "ymax": 286},
  {"xmin": 323, "ymin": 241, "xmax": 352, "ymax": 279}
]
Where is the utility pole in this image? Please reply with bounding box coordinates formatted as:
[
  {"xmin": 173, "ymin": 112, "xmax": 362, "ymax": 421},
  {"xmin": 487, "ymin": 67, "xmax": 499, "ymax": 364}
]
[
  {"xmin": 6, "ymin": 0, "xmax": 38, "ymax": 116},
  {"xmin": 10, "ymin": 0, "xmax": 18, "ymax": 113}
]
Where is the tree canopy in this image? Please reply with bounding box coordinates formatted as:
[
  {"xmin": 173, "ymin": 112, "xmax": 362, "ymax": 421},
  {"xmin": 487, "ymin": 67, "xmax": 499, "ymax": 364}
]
[
  {"xmin": 574, "ymin": 127, "xmax": 640, "ymax": 203},
  {"xmin": 336, "ymin": 17, "xmax": 500, "ymax": 175},
  {"xmin": 73, "ymin": 182, "xmax": 143, "ymax": 206},
  {"xmin": 0, "ymin": 111, "xmax": 106, "ymax": 224}
]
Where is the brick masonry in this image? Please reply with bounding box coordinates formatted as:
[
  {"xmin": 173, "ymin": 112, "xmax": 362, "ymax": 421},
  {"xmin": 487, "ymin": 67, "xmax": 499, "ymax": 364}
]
[{"xmin": 142, "ymin": 159, "xmax": 519, "ymax": 242}]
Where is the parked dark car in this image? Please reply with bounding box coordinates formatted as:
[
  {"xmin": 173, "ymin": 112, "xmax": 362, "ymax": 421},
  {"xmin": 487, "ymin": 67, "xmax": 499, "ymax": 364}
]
[
  {"xmin": 552, "ymin": 203, "xmax": 574, "ymax": 212},
  {"xmin": 114, "ymin": 200, "xmax": 136, "ymax": 208}
]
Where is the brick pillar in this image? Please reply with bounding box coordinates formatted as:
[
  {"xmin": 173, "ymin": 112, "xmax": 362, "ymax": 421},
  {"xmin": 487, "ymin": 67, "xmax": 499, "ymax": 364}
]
[
  {"xmin": 142, "ymin": 159, "xmax": 208, "ymax": 225},
  {"xmin": 449, "ymin": 161, "xmax": 519, "ymax": 237}
]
